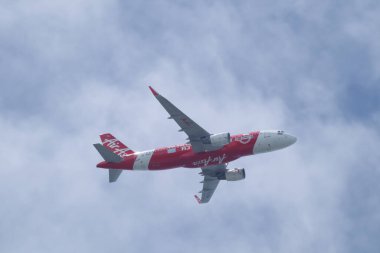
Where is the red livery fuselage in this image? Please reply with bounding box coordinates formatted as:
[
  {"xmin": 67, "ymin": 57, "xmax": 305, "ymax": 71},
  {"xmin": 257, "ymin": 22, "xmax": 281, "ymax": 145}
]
[{"xmin": 97, "ymin": 132, "xmax": 260, "ymax": 171}]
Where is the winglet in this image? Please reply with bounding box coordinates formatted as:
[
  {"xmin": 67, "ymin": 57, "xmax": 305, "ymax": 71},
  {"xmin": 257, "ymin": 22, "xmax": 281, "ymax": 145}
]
[
  {"xmin": 194, "ymin": 195, "xmax": 202, "ymax": 204},
  {"xmin": 149, "ymin": 86, "xmax": 159, "ymax": 96}
]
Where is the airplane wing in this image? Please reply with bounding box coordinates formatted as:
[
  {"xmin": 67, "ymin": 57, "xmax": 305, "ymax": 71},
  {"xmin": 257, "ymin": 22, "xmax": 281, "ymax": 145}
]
[
  {"xmin": 194, "ymin": 164, "xmax": 227, "ymax": 204},
  {"xmin": 149, "ymin": 86, "xmax": 211, "ymax": 153}
]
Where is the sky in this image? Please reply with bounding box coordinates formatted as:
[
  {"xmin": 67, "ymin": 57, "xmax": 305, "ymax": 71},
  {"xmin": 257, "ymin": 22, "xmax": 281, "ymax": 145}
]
[{"xmin": 1, "ymin": 0, "xmax": 380, "ymax": 252}]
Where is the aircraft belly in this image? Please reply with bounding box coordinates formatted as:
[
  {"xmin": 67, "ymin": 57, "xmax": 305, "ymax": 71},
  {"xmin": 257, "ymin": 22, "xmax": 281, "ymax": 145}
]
[{"xmin": 138, "ymin": 132, "xmax": 260, "ymax": 170}]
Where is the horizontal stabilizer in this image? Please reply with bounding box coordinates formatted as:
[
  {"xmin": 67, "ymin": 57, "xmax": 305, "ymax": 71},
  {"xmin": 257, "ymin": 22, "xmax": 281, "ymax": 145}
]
[
  {"xmin": 109, "ymin": 169, "xmax": 122, "ymax": 183},
  {"xmin": 93, "ymin": 143, "xmax": 123, "ymax": 163}
]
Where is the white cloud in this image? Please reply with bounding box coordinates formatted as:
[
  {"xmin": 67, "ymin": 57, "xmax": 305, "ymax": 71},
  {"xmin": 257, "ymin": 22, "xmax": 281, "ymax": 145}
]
[{"xmin": 1, "ymin": 0, "xmax": 379, "ymax": 253}]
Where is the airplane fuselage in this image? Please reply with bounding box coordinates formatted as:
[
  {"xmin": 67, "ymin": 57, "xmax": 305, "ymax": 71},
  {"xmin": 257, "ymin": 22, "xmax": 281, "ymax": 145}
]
[
  {"xmin": 97, "ymin": 130, "xmax": 297, "ymax": 171},
  {"xmin": 93, "ymin": 86, "xmax": 298, "ymax": 203}
]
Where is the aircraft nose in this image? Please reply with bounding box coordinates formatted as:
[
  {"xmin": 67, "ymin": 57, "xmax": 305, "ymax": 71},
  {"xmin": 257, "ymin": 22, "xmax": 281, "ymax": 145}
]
[{"xmin": 286, "ymin": 134, "xmax": 297, "ymax": 146}]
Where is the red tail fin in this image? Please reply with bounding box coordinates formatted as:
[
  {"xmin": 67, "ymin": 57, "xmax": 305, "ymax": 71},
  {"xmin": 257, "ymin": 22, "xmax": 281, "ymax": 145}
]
[{"xmin": 100, "ymin": 133, "xmax": 134, "ymax": 157}]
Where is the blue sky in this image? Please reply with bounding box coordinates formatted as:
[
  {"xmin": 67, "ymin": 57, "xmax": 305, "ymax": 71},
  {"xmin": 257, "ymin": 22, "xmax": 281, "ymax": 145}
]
[{"xmin": 1, "ymin": 1, "xmax": 379, "ymax": 252}]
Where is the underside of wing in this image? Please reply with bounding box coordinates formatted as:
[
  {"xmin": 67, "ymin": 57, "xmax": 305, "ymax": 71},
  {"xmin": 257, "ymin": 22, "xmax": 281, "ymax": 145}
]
[{"xmin": 195, "ymin": 164, "xmax": 227, "ymax": 204}]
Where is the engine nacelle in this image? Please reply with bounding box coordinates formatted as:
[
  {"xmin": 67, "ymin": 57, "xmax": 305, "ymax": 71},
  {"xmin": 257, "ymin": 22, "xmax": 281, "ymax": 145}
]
[
  {"xmin": 226, "ymin": 168, "xmax": 246, "ymax": 181},
  {"xmin": 205, "ymin": 132, "xmax": 230, "ymax": 151},
  {"xmin": 217, "ymin": 168, "xmax": 246, "ymax": 181}
]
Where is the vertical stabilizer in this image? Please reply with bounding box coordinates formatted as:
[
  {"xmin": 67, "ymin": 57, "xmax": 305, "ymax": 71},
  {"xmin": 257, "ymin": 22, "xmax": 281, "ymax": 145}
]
[{"xmin": 100, "ymin": 133, "xmax": 134, "ymax": 157}]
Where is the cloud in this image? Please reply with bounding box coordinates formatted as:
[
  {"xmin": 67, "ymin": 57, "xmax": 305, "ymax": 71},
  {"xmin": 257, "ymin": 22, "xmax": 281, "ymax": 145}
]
[{"xmin": 0, "ymin": 0, "xmax": 379, "ymax": 253}]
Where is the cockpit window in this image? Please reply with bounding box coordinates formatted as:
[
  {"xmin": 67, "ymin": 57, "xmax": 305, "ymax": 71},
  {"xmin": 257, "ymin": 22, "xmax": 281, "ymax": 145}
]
[{"xmin": 277, "ymin": 130, "xmax": 284, "ymax": 135}]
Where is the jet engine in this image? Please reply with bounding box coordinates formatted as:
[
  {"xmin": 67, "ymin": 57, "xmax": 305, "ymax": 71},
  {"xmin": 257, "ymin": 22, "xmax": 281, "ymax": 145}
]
[
  {"xmin": 225, "ymin": 168, "xmax": 246, "ymax": 181},
  {"xmin": 204, "ymin": 132, "xmax": 230, "ymax": 151},
  {"xmin": 217, "ymin": 168, "xmax": 246, "ymax": 181}
]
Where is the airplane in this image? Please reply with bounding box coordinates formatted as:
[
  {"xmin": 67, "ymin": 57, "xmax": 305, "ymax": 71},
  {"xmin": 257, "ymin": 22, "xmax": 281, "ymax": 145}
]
[{"xmin": 94, "ymin": 86, "xmax": 297, "ymax": 204}]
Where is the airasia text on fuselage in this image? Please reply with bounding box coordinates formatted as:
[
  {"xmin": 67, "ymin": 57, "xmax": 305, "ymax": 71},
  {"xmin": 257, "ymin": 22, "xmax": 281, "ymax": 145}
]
[{"xmin": 192, "ymin": 153, "xmax": 227, "ymax": 167}]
